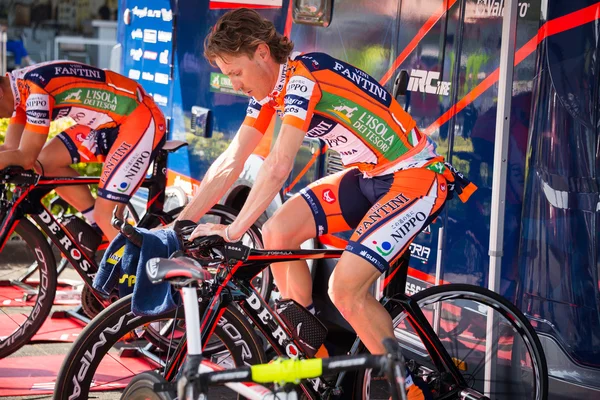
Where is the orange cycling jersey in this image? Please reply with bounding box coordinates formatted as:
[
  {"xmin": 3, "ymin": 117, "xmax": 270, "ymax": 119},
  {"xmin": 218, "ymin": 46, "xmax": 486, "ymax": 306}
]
[
  {"xmin": 243, "ymin": 52, "xmax": 442, "ymax": 177},
  {"xmin": 8, "ymin": 61, "xmax": 158, "ymax": 135}
]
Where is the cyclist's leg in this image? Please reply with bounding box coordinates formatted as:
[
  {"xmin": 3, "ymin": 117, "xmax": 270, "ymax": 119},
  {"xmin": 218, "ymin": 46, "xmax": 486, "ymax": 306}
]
[
  {"xmin": 329, "ymin": 168, "xmax": 447, "ymax": 399},
  {"xmin": 330, "ymin": 167, "xmax": 448, "ymax": 353},
  {"xmin": 96, "ymin": 99, "xmax": 166, "ymax": 239},
  {"xmin": 264, "ymin": 168, "xmax": 372, "ymax": 305},
  {"xmin": 262, "ymin": 195, "xmax": 316, "ymax": 303},
  {"xmin": 36, "ymin": 124, "xmax": 96, "ymax": 212}
]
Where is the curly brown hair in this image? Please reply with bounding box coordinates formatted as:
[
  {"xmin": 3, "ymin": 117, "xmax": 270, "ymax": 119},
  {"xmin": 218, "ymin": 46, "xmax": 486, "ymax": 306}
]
[{"xmin": 204, "ymin": 8, "xmax": 294, "ymax": 65}]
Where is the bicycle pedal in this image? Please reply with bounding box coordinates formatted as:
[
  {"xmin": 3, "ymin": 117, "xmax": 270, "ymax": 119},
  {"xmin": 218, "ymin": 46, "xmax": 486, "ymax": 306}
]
[{"xmin": 275, "ymin": 299, "xmax": 327, "ymax": 358}]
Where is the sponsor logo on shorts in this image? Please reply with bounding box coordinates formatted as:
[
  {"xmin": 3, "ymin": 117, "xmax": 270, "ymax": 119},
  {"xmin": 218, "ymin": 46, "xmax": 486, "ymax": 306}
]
[
  {"xmin": 116, "ymin": 181, "xmax": 131, "ymax": 193},
  {"xmin": 300, "ymin": 189, "xmax": 319, "ymax": 216},
  {"xmin": 358, "ymin": 249, "xmax": 385, "ymax": 270},
  {"xmin": 373, "ymin": 240, "xmax": 394, "ymax": 257},
  {"xmin": 355, "ymin": 193, "xmax": 411, "ymax": 236},
  {"xmin": 102, "ymin": 142, "xmax": 132, "ymax": 182},
  {"xmin": 322, "ymin": 189, "xmax": 336, "ymax": 204}
]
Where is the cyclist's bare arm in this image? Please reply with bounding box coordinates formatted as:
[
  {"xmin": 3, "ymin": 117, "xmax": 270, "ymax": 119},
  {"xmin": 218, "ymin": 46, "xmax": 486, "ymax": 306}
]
[
  {"xmin": 224, "ymin": 123, "xmax": 306, "ymax": 240},
  {"xmin": 176, "ymin": 125, "xmax": 264, "ymax": 222},
  {"xmin": 0, "ymin": 123, "xmax": 25, "ymax": 153},
  {"xmin": 0, "ymin": 128, "xmax": 47, "ymax": 170}
]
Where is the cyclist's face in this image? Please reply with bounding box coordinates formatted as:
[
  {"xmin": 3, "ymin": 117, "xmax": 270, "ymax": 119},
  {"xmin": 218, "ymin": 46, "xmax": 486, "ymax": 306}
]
[{"xmin": 215, "ymin": 45, "xmax": 277, "ymax": 101}]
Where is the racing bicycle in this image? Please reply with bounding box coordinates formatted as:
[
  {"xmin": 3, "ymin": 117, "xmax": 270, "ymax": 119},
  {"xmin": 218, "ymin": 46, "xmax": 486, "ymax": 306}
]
[
  {"xmin": 0, "ymin": 140, "xmax": 271, "ymax": 358},
  {"xmin": 53, "ymin": 216, "xmax": 548, "ymax": 400}
]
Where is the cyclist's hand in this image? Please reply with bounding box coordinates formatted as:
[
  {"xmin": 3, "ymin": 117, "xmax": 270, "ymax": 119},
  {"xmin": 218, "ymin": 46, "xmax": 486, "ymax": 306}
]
[{"xmin": 189, "ymin": 222, "xmax": 227, "ymax": 241}]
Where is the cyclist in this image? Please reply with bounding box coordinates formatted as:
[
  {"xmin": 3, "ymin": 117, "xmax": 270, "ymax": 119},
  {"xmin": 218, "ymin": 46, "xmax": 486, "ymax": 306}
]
[
  {"xmin": 178, "ymin": 9, "xmax": 474, "ymax": 399},
  {"xmin": 0, "ymin": 61, "xmax": 166, "ymax": 240}
]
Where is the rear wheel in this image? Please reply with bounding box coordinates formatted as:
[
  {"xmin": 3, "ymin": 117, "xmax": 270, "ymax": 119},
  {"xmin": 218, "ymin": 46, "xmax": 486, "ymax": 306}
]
[
  {"xmin": 54, "ymin": 294, "xmax": 267, "ymax": 400},
  {"xmin": 0, "ymin": 218, "xmax": 57, "ymax": 358},
  {"xmin": 355, "ymin": 284, "xmax": 548, "ymax": 400}
]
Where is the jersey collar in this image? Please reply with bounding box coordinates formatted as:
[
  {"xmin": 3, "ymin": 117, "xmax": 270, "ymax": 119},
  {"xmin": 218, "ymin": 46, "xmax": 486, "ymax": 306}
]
[
  {"xmin": 7, "ymin": 71, "xmax": 20, "ymax": 110},
  {"xmin": 254, "ymin": 61, "xmax": 288, "ymax": 106}
]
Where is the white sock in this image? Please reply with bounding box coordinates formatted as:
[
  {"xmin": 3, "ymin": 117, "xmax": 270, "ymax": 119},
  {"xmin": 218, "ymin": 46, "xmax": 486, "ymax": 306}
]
[{"xmin": 82, "ymin": 205, "xmax": 95, "ymax": 225}]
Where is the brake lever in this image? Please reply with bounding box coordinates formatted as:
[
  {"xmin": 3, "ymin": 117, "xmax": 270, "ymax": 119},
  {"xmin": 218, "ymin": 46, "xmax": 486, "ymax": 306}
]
[{"xmin": 111, "ymin": 206, "xmax": 143, "ymax": 247}]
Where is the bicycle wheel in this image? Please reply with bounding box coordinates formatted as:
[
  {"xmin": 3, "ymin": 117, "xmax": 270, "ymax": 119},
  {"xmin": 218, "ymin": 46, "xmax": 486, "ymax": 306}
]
[
  {"xmin": 0, "ymin": 218, "xmax": 58, "ymax": 358},
  {"xmin": 54, "ymin": 293, "xmax": 267, "ymax": 400},
  {"xmin": 355, "ymin": 284, "xmax": 548, "ymax": 400}
]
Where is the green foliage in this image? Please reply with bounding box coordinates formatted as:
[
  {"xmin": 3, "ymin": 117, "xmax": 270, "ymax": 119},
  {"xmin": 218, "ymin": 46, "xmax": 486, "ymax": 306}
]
[{"xmin": 0, "ymin": 118, "xmax": 103, "ymax": 214}]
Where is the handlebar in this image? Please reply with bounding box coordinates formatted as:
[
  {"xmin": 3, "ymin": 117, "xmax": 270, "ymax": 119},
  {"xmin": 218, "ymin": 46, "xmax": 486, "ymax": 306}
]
[
  {"xmin": 111, "ymin": 206, "xmax": 143, "ymax": 247},
  {"xmin": 0, "ymin": 166, "xmax": 38, "ymax": 185},
  {"xmin": 170, "ymin": 337, "xmax": 408, "ymax": 400},
  {"xmin": 110, "ymin": 208, "xmax": 226, "ymax": 258}
]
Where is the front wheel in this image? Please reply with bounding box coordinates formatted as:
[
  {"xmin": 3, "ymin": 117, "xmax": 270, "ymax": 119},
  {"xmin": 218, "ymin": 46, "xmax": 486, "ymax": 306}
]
[
  {"xmin": 54, "ymin": 294, "xmax": 267, "ymax": 400},
  {"xmin": 355, "ymin": 284, "xmax": 548, "ymax": 400}
]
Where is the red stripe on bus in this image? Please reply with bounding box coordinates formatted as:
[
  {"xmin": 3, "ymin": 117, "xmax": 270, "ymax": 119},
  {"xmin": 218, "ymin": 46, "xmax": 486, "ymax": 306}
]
[
  {"xmin": 424, "ymin": 2, "xmax": 600, "ymax": 135},
  {"xmin": 380, "ymin": 0, "xmax": 458, "ymax": 86}
]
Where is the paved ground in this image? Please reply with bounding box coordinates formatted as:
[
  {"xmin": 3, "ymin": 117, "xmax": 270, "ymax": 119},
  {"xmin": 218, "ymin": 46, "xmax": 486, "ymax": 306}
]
[{"xmin": 0, "ymin": 254, "xmax": 237, "ymax": 400}]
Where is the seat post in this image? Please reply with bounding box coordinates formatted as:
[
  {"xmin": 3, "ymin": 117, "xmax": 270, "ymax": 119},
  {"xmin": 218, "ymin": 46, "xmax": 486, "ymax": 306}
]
[
  {"xmin": 182, "ymin": 285, "xmax": 203, "ymax": 356},
  {"xmin": 147, "ymin": 148, "xmax": 168, "ymax": 213}
]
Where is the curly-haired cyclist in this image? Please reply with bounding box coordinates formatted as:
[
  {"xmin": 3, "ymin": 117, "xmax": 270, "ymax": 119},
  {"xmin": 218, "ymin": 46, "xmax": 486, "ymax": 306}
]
[{"xmin": 176, "ymin": 9, "xmax": 475, "ymax": 400}]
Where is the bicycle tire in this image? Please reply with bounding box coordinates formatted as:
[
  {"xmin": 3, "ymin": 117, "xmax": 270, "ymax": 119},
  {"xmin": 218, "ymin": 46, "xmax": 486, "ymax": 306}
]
[
  {"xmin": 0, "ymin": 218, "xmax": 58, "ymax": 358},
  {"xmin": 53, "ymin": 293, "xmax": 267, "ymax": 400},
  {"xmin": 354, "ymin": 284, "xmax": 548, "ymax": 400}
]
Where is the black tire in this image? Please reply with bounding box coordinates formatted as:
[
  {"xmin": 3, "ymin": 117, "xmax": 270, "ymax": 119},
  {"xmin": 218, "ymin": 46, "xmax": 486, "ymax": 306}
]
[
  {"xmin": 354, "ymin": 284, "xmax": 548, "ymax": 400},
  {"xmin": 120, "ymin": 371, "xmax": 175, "ymax": 400},
  {"xmin": 54, "ymin": 294, "xmax": 267, "ymax": 400},
  {"xmin": 0, "ymin": 218, "xmax": 57, "ymax": 358}
]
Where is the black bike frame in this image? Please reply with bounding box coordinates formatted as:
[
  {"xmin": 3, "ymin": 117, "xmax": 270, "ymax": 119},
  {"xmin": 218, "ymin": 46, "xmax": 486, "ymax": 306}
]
[
  {"xmin": 160, "ymin": 246, "xmax": 467, "ymax": 399},
  {"xmin": 0, "ymin": 147, "xmax": 172, "ymax": 291}
]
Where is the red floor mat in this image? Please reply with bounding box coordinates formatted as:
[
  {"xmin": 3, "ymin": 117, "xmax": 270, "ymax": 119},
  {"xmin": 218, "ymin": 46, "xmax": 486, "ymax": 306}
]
[
  {"xmin": 0, "ymin": 279, "xmax": 82, "ymax": 307},
  {"xmin": 0, "ymin": 353, "xmax": 157, "ymax": 396},
  {"xmin": 0, "ymin": 314, "xmax": 85, "ymax": 343}
]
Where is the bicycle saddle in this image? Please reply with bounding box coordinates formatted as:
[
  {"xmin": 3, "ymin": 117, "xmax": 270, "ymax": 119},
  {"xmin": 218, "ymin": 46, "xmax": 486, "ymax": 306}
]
[{"xmin": 146, "ymin": 256, "xmax": 212, "ymax": 285}]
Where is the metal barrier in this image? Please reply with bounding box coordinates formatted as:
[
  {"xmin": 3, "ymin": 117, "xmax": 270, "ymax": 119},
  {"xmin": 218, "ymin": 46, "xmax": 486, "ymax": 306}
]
[{"xmin": 54, "ymin": 36, "xmax": 117, "ymax": 69}]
